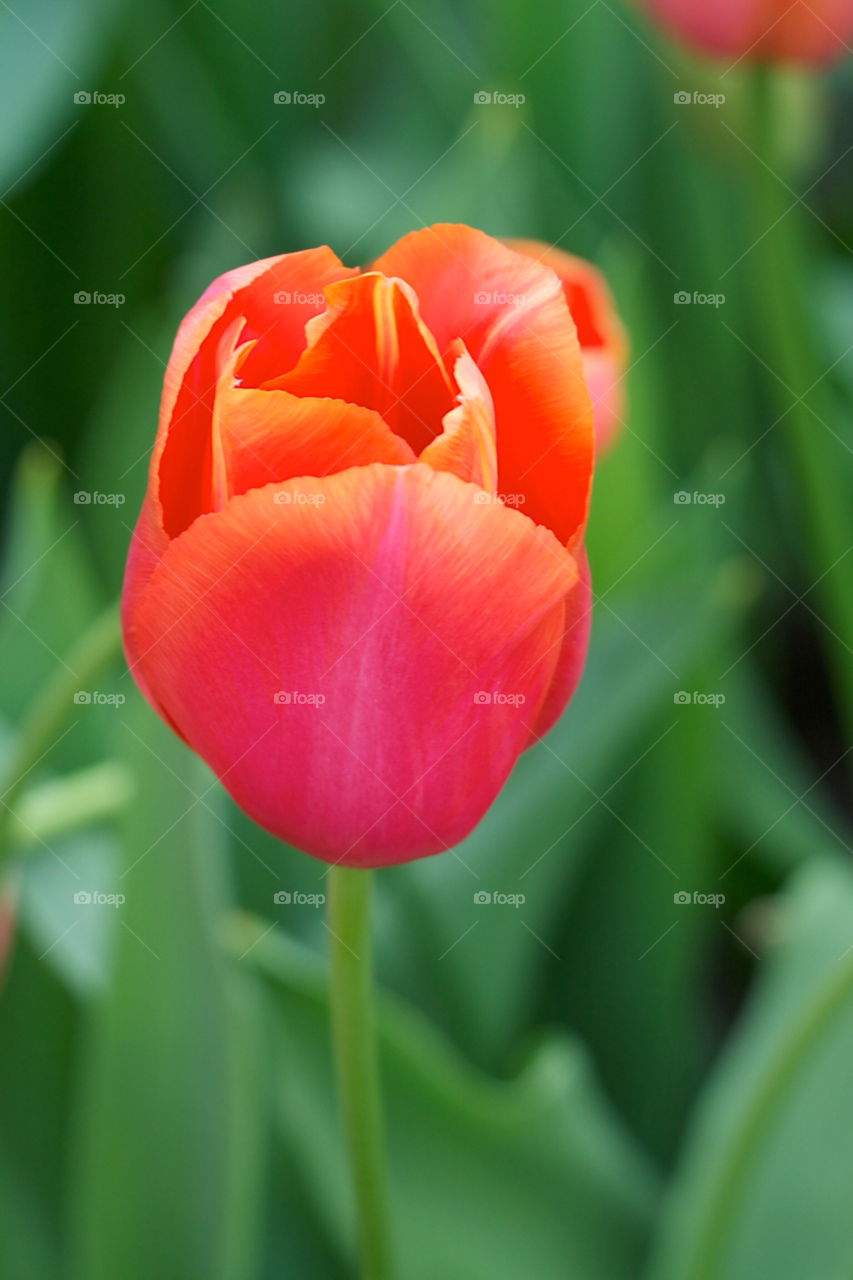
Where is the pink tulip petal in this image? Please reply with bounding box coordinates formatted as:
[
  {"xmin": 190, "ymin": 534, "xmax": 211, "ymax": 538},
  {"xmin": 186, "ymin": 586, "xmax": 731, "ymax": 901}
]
[{"xmin": 132, "ymin": 463, "xmax": 578, "ymax": 865}]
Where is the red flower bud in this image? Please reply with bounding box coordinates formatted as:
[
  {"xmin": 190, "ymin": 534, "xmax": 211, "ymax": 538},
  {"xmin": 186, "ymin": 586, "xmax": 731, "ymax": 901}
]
[{"xmin": 122, "ymin": 226, "xmax": 598, "ymax": 866}]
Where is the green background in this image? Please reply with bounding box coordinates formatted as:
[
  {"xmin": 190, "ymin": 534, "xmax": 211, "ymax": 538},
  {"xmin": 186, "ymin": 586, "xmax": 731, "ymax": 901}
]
[{"xmin": 2, "ymin": 1, "xmax": 853, "ymax": 1276}]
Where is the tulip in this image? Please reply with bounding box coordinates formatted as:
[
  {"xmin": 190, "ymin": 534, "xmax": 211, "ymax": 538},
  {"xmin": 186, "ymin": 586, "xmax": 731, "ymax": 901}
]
[
  {"xmin": 122, "ymin": 225, "xmax": 595, "ymax": 866},
  {"xmin": 636, "ymin": 0, "xmax": 853, "ymax": 63},
  {"xmin": 504, "ymin": 240, "xmax": 628, "ymax": 454}
]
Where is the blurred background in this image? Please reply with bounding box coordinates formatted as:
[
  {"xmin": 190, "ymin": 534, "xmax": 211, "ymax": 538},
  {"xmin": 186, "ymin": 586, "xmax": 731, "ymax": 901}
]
[{"xmin": 2, "ymin": 1, "xmax": 853, "ymax": 1277}]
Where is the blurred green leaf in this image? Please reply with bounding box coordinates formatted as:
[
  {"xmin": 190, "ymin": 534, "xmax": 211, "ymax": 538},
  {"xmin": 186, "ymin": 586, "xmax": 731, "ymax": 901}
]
[
  {"xmin": 715, "ymin": 663, "xmax": 853, "ymax": 874},
  {"xmin": 227, "ymin": 911, "xmax": 659, "ymax": 1280},
  {"xmin": 0, "ymin": 0, "xmax": 125, "ymax": 195},
  {"xmin": 76, "ymin": 309, "xmax": 171, "ymax": 593},
  {"xmin": 0, "ymin": 931, "xmax": 78, "ymax": 1280},
  {"xmin": 0, "ymin": 444, "xmax": 102, "ymax": 723},
  {"xmin": 17, "ymin": 830, "xmax": 120, "ymax": 1000},
  {"xmin": 9, "ymin": 761, "xmax": 133, "ymax": 850},
  {"xmin": 646, "ymin": 858, "xmax": 853, "ymax": 1280},
  {"xmin": 68, "ymin": 693, "xmax": 265, "ymax": 1280}
]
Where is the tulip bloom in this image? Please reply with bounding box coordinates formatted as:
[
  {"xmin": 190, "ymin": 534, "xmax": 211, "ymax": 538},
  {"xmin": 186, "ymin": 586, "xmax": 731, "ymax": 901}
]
[
  {"xmin": 505, "ymin": 240, "xmax": 628, "ymax": 454},
  {"xmin": 637, "ymin": 0, "xmax": 853, "ymax": 63},
  {"xmin": 122, "ymin": 226, "xmax": 595, "ymax": 866}
]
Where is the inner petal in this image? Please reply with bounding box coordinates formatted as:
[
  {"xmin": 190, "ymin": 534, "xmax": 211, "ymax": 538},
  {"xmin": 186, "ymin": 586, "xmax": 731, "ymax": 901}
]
[
  {"xmin": 208, "ymin": 330, "xmax": 417, "ymax": 510},
  {"xmin": 419, "ymin": 343, "xmax": 498, "ymax": 493},
  {"xmin": 261, "ymin": 273, "xmax": 456, "ymax": 456}
]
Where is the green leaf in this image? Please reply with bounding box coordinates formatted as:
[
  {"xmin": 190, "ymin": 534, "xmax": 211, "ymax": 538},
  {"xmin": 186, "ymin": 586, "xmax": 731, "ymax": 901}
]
[
  {"xmin": 227, "ymin": 911, "xmax": 658, "ymax": 1280},
  {"xmin": 67, "ymin": 692, "xmax": 265, "ymax": 1280},
  {"xmin": 8, "ymin": 761, "xmax": 134, "ymax": 850},
  {"xmin": 0, "ymin": 0, "xmax": 125, "ymax": 196},
  {"xmin": 17, "ymin": 829, "xmax": 121, "ymax": 1000},
  {"xmin": 645, "ymin": 857, "xmax": 853, "ymax": 1280},
  {"xmin": 0, "ymin": 931, "xmax": 78, "ymax": 1280},
  {"xmin": 714, "ymin": 663, "xmax": 853, "ymax": 873},
  {"xmin": 0, "ymin": 443, "xmax": 102, "ymax": 725}
]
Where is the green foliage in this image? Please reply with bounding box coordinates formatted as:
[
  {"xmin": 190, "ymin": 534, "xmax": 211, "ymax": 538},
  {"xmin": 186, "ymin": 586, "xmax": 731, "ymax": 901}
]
[{"xmin": 1, "ymin": 0, "xmax": 853, "ymax": 1275}]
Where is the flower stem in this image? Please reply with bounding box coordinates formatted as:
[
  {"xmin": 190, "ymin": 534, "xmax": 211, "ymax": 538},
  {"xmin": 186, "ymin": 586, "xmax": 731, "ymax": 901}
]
[{"xmin": 327, "ymin": 865, "xmax": 393, "ymax": 1280}]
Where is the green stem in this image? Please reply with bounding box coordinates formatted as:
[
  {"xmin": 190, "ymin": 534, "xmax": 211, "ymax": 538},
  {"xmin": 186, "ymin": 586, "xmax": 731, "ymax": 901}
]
[
  {"xmin": 0, "ymin": 600, "xmax": 123, "ymax": 859},
  {"xmin": 747, "ymin": 68, "xmax": 853, "ymax": 728},
  {"xmin": 327, "ymin": 866, "xmax": 393, "ymax": 1280}
]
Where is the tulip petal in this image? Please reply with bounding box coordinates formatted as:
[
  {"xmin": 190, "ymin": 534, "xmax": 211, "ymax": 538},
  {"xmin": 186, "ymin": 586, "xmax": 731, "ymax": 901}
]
[
  {"xmin": 131, "ymin": 463, "xmax": 577, "ymax": 866},
  {"xmin": 526, "ymin": 545, "xmax": 592, "ymax": 742},
  {"xmin": 263, "ymin": 272, "xmax": 457, "ymax": 456},
  {"xmin": 503, "ymin": 239, "xmax": 628, "ymax": 456},
  {"xmin": 419, "ymin": 345, "xmax": 498, "ymax": 492},
  {"xmin": 121, "ymin": 488, "xmax": 175, "ymax": 726},
  {"xmin": 502, "ymin": 241, "xmax": 621, "ymax": 348},
  {"xmin": 582, "ymin": 348, "xmax": 625, "ymax": 456},
  {"xmin": 207, "ymin": 335, "xmax": 416, "ymax": 505},
  {"xmin": 641, "ymin": 0, "xmax": 853, "ymax": 62},
  {"xmin": 155, "ymin": 247, "xmax": 354, "ymax": 539},
  {"xmin": 372, "ymin": 225, "xmax": 594, "ymax": 547}
]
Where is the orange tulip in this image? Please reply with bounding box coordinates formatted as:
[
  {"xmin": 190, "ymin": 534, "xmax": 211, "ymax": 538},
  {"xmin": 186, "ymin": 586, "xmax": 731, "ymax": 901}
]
[
  {"xmin": 121, "ymin": 226, "xmax": 595, "ymax": 866},
  {"xmin": 637, "ymin": 0, "xmax": 853, "ymax": 62},
  {"xmin": 505, "ymin": 240, "xmax": 628, "ymax": 454}
]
